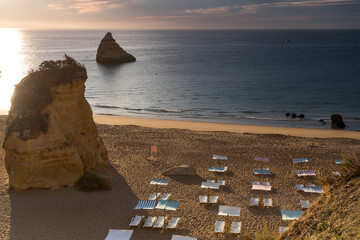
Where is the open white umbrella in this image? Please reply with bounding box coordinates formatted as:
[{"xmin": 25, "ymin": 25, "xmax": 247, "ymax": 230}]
[{"xmin": 105, "ymin": 230, "xmax": 133, "ymax": 240}]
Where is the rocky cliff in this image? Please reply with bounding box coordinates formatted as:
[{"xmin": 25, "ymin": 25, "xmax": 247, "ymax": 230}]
[
  {"xmin": 96, "ymin": 32, "xmax": 136, "ymax": 64},
  {"xmin": 3, "ymin": 55, "xmax": 108, "ymax": 192}
]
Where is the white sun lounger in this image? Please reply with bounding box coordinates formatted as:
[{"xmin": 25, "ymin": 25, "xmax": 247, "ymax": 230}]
[
  {"xmin": 230, "ymin": 221, "xmax": 241, "ymax": 234},
  {"xmin": 263, "ymin": 198, "xmax": 273, "ymax": 207},
  {"xmin": 159, "ymin": 193, "xmax": 171, "ymax": 201},
  {"xmin": 250, "ymin": 197, "xmax": 259, "ymax": 207},
  {"xmin": 167, "ymin": 217, "xmax": 180, "ymax": 230},
  {"xmin": 143, "ymin": 216, "xmax": 157, "ymax": 228},
  {"xmin": 252, "ymin": 181, "xmax": 260, "ymax": 185},
  {"xmin": 148, "ymin": 192, "xmax": 161, "ymax": 200},
  {"xmin": 105, "ymin": 229, "xmax": 134, "ymax": 240},
  {"xmin": 129, "ymin": 215, "xmax": 144, "ymax": 228},
  {"xmin": 199, "ymin": 195, "xmax": 219, "ymax": 204},
  {"xmin": 214, "ymin": 221, "xmax": 225, "ymax": 234},
  {"xmin": 300, "ymin": 200, "xmax": 310, "ymax": 209},
  {"xmin": 279, "ymin": 227, "xmax": 289, "ymax": 234},
  {"xmin": 207, "ymin": 179, "xmax": 225, "ymax": 186},
  {"xmin": 171, "ymin": 234, "xmax": 197, "ymax": 240},
  {"xmin": 153, "ymin": 216, "xmax": 167, "ymax": 229},
  {"xmin": 332, "ymin": 171, "xmax": 341, "ymax": 176}
]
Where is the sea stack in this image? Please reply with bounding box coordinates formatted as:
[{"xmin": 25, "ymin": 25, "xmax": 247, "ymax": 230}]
[
  {"xmin": 3, "ymin": 55, "xmax": 108, "ymax": 192},
  {"xmin": 96, "ymin": 32, "xmax": 136, "ymax": 64}
]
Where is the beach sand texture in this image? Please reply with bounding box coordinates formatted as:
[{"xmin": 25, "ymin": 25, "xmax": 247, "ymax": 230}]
[{"xmin": 0, "ymin": 115, "xmax": 359, "ymax": 240}]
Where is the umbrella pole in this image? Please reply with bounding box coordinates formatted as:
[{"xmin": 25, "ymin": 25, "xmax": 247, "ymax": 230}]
[
  {"xmin": 260, "ymin": 190, "xmax": 263, "ymax": 208},
  {"xmin": 207, "ymin": 188, "xmax": 210, "ymax": 203},
  {"xmin": 156, "ymin": 184, "xmax": 158, "ymax": 198}
]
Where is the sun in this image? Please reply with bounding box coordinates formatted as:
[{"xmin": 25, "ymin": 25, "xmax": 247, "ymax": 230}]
[{"xmin": 0, "ymin": 28, "xmax": 24, "ymax": 111}]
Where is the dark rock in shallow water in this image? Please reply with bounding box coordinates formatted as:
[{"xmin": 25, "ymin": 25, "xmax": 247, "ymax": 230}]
[
  {"xmin": 96, "ymin": 32, "xmax": 136, "ymax": 64},
  {"xmin": 298, "ymin": 114, "xmax": 305, "ymax": 119},
  {"xmin": 291, "ymin": 113, "xmax": 297, "ymax": 118},
  {"xmin": 286, "ymin": 113, "xmax": 290, "ymax": 117},
  {"xmin": 331, "ymin": 114, "xmax": 346, "ymax": 129}
]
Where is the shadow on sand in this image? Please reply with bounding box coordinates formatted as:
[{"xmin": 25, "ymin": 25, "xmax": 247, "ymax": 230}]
[{"xmin": 8, "ymin": 164, "xmax": 160, "ymax": 240}]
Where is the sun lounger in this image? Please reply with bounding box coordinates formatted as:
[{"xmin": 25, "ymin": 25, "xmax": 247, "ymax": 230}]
[
  {"xmin": 335, "ymin": 159, "xmax": 343, "ymax": 164},
  {"xmin": 300, "ymin": 200, "xmax": 310, "ymax": 209},
  {"xmin": 129, "ymin": 215, "xmax": 144, "ymax": 228},
  {"xmin": 296, "ymin": 184, "xmax": 304, "ymax": 191},
  {"xmin": 213, "ymin": 155, "xmax": 227, "ymax": 160},
  {"xmin": 250, "ymin": 197, "xmax": 259, "ymax": 207},
  {"xmin": 263, "ymin": 198, "xmax": 273, "ymax": 207},
  {"xmin": 143, "ymin": 216, "xmax": 157, "ymax": 228},
  {"xmin": 253, "ymin": 168, "xmax": 271, "ymax": 175},
  {"xmin": 171, "ymin": 235, "xmax": 197, "ymax": 240},
  {"xmin": 167, "ymin": 217, "xmax": 180, "ymax": 230},
  {"xmin": 279, "ymin": 227, "xmax": 289, "ymax": 235},
  {"xmin": 303, "ymin": 185, "xmax": 324, "ymax": 194},
  {"xmin": 332, "ymin": 171, "xmax": 341, "ymax": 176},
  {"xmin": 297, "ymin": 170, "xmax": 316, "ymax": 177},
  {"xmin": 153, "ymin": 216, "xmax": 167, "ymax": 229},
  {"xmin": 252, "ymin": 181, "xmax": 260, "ymax": 185},
  {"xmin": 159, "ymin": 193, "xmax": 171, "ymax": 201},
  {"xmin": 199, "ymin": 195, "xmax": 219, "ymax": 204},
  {"xmin": 105, "ymin": 229, "xmax": 134, "ymax": 240},
  {"xmin": 230, "ymin": 221, "xmax": 241, "ymax": 234},
  {"xmin": 148, "ymin": 192, "xmax": 161, "ymax": 200},
  {"xmin": 214, "ymin": 221, "xmax": 225, "ymax": 234},
  {"xmin": 292, "ymin": 158, "xmax": 308, "ymax": 164},
  {"xmin": 207, "ymin": 179, "xmax": 225, "ymax": 186}
]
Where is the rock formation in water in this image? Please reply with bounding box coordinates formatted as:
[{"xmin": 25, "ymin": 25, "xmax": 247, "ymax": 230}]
[
  {"xmin": 331, "ymin": 114, "xmax": 346, "ymax": 129},
  {"xmin": 96, "ymin": 32, "xmax": 136, "ymax": 64},
  {"xmin": 3, "ymin": 55, "xmax": 108, "ymax": 192}
]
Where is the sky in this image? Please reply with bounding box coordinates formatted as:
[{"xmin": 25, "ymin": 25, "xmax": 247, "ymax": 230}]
[{"xmin": 0, "ymin": 0, "xmax": 360, "ymax": 29}]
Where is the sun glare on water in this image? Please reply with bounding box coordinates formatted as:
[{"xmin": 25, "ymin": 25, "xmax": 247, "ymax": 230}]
[{"xmin": 0, "ymin": 28, "xmax": 25, "ymax": 111}]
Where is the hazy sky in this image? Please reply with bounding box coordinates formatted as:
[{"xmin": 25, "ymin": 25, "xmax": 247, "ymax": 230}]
[{"xmin": 1, "ymin": 0, "xmax": 360, "ymax": 29}]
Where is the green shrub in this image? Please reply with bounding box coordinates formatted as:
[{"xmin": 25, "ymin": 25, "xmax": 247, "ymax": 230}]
[
  {"xmin": 340, "ymin": 154, "xmax": 360, "ymax": 181},
  {"xmin": 255, "ymin": 222, "xmax": 280, "ymax": 240},
  {"xmin": 75, "ymin": 173, "xmax": 112, "ymax": 192}
]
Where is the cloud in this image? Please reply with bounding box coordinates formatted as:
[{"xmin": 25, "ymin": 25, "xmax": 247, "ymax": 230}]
[
  {"xmin": 184, "ymin": 6, "xmax": 231, "ymax": 15},
  {"xmin": 182, "ymin": 0, "xmax": 359, "ymax": 16},
  {"xmin": 47, "ymin": 0, "xmax": 139, "ymax": 14}
]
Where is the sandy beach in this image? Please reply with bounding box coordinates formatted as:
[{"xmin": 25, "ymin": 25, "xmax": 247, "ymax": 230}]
[{"xmin": 0, "ymin": 114, "xmax": 359, "ymax": 240}]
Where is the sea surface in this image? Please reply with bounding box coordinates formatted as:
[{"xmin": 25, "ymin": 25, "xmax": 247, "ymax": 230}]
[{"xmin": 0, "ymin": 29, "xmax": 360, "ymax": 130}]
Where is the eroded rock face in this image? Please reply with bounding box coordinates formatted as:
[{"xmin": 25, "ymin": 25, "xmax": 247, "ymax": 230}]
[
  {"xmin": 3, "ymin": 56, "xmax": 108, "ymax": 191},
  {"xmin": 96, "ymin": 32, "xmax": 136, "ymax": 64}
]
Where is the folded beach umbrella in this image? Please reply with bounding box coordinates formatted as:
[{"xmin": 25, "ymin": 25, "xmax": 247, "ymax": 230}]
[
  {"xmin": 292, "ymin": 158, "xmax": 308, "ymax": 164},
  {"xmin": 171, "ymin": 235, "xmax": 197, "ymax": 240},
  {"xmin": 297, "ymin": 170, "xmax": 316, "ymax": 177},
  {"xmin": 105, "ymin": 229, "xmax": 133, "ymax": 240},
  {"xmin": 212, "ymin": 155, "xmax": 227, "ymax": 160},
  {"xmin": 280, "ymin": 210, "xmax": 304, "ymax": 220},
  {"xmin": 254, "ymin": 157, "xmax": 269, "ymax": 163}
]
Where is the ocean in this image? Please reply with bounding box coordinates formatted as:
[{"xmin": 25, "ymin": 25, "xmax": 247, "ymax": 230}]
[{"xmin": 0, "ymin": 29, "xmax": 360, "ymax": 130}]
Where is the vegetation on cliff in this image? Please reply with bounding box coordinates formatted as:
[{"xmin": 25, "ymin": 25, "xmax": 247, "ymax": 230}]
[
  {"xmin": 5, "ymin": 55, "xmax": 87, "ymax": 140},
  {"xmin": 279, "ymin": 154, "xmax": 360, "ymax": 240}
]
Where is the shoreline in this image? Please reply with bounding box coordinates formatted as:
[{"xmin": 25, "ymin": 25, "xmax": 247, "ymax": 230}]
[{"xmin": 93, "ymin": 114, "xmax": 360, "ymax": 140}]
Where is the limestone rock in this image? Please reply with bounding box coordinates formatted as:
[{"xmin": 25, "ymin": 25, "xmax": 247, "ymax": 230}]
[
  {"xmin": 162, "ymin": 165, "xmax": 197, "ymax": 176},
  {"xmin": 96, "ymin": 32, "xmax": 136, "ymax": 64},
  {"xmin": 3, "ymin": 55, "xmax": 108, "ymax": 191},
  {"xmin": 331, "ymin": 114, "xmax": 346, "ymax": 129}
]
